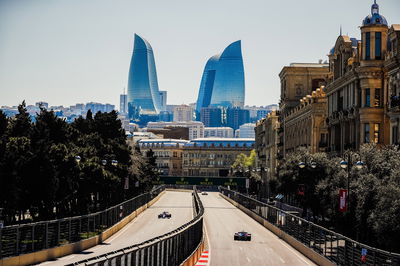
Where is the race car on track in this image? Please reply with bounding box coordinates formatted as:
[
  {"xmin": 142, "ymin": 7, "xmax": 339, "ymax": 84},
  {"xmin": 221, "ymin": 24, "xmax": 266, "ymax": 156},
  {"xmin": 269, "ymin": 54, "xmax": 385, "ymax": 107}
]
[
  {"xmin": 202, "ymin": 192, "xmax": 208, "ymax": 195},
  {"xmin": 158, "ymin": 211, "xmax": 171, "ymax": 219},
  {"xmin": 234, "ymin": 231, "xmax": 251, "ymax": 241}
]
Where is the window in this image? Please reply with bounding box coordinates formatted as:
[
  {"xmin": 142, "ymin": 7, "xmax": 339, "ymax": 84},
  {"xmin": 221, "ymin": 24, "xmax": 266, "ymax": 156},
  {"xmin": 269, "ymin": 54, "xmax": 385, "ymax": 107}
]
[
  {"xmin": 365, "ymin": 88, "xmax": 370, "ymax": 107},
  {"xmin": 374, "ymin": 88, "xmax": 381, "ymax": 107},
  {"xmin": 366, "ymin": 32, "xmax": 371, "ymax": 60},
  {"xmin": 375, "ymin": 32, "xmax": 382, "ymax": 59},
  {"xmin": 393, "ymin": 126, "xmax": 399, "ymax": 144},
  {"xmin": 364, "ymin": 123, "xmax": 370, "ymax": 143},
  {"xmin": 374, "ymin": 124, "xmax": 380, "ymax": 144}
]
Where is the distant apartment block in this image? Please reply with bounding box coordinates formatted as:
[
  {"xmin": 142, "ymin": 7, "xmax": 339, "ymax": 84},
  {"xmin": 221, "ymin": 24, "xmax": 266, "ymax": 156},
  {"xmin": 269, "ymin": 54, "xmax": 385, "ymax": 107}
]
[
  {"xmin": 173, "ymin": 104, "xmax": 193, "ymax": 122},
  {"xmin": 204, "ymin": 127, "xmax": 234, "ymax": 138},
  {"xmin": 237, "ymin": 123, "xmax": 256, "ymax": 138}
]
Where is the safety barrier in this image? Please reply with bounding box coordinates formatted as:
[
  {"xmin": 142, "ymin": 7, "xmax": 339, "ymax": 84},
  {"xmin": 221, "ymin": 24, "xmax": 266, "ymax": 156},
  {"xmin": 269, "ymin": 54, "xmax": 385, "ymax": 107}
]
[
  {"xmin": 220, "ymin": 187, "xmax": 400, "ymax": 266},
  {"xmin": 0, "ymin": 186, "xmax": 165, "ymax": 260},
  {"xmin": 68, "ymin": 186, "xmax": 204, "ymax": 266}
]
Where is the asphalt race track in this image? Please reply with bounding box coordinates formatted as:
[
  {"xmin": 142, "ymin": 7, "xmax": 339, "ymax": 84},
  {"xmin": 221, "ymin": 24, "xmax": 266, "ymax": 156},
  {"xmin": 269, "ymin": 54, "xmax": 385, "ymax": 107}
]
[
  {"xmin": 38, "ymin": 191, "xmax": 193, "ymax": 265},
  {"xmin": 200, "ymin": 192, "xmax": 316, "ymax": 266}
]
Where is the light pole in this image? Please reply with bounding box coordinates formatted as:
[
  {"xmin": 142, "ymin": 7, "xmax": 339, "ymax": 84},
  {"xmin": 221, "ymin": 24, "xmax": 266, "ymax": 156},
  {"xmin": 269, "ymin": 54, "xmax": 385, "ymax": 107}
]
[
  {"xmin": 297, "ymin": 159, "xmax": 317, "ymax": 218},
  {"xmin": 339, "ymin": 155, "xmax": 364, "ymax": 213}
]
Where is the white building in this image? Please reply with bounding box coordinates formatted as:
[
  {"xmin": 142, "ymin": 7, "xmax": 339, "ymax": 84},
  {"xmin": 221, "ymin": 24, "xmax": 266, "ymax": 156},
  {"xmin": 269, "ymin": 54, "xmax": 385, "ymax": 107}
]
[
  {"xmin": 173, "ymin": 104, "xmax": 193, "ymax": 122},
  {"xmin": 147, "ymin": 121, "xmax": 204, "ymax": 140},
  {"xmin": 204, "ymin": 127, "xmax": 234, "ymax": 138},
  {"xmin": 237, "ymin": 123, "xmax": 256, "ymax": 138}
]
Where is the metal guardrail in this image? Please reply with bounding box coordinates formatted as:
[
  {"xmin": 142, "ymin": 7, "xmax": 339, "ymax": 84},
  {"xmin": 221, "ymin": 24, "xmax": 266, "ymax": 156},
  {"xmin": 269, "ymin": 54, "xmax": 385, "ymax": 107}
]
[
  {"xmin": 220, "ymin": 187, "xmax": 400, "ymax": 266},
  {"xmin": 68, "ymin": 186, "xmax": 204, "ymax": 266},
  {"xmin": 0, "ymin": 186, "xmax": 165, "ymax": 259}
]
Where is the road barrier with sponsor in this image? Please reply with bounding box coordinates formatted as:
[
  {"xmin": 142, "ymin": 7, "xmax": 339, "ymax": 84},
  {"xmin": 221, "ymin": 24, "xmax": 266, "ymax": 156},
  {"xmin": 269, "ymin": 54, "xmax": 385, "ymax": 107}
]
[{"xmin": 220, "ymin": 187, "xmax": 400, "ymax": 266}]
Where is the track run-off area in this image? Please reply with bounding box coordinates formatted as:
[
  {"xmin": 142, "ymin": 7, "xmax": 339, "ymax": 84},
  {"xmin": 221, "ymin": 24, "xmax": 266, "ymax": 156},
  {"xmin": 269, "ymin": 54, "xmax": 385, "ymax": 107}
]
[{"xmin": 40, "ymin": 190, "xmax": 315, "ymax": 266}]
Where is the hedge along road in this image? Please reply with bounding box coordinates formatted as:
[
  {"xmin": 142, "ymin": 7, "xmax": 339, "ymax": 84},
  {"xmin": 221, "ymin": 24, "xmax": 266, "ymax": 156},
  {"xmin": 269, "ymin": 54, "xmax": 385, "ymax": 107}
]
[
  {"xmin": 200, "ymin": 192, "xmax": 316, "ymax": 266},
  {"xmin": 38, "ymin": 190, "xmax": 193, "ymax": 265}
]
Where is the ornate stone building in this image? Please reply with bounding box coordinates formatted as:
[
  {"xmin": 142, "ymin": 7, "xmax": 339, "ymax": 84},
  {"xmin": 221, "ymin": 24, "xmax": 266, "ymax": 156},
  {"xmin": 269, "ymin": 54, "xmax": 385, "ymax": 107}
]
[
  {"xmin": 279, "ymin": 62, "xmax": 329, "ymax": 156},
  {"xmin": 283, "ymin": 87, "xmax": 328, "ymax": 154},
  {"xmin": 385, "ymin": 25, "xmax": 400, "ymax": 145},
  {"xmin": 255, "ymin": 110, "xmax": 279, "ymax": 186},
  {"xmin": 137, "ymin": 139, "xmax": 189, "ymax": 176},
  {"xmin": 326, "ymin": 1, "xmax": 395, "ymax": 153},
  {"xmin": 182, "ymin": 138, "xmax": 254, "ymax": 177}
]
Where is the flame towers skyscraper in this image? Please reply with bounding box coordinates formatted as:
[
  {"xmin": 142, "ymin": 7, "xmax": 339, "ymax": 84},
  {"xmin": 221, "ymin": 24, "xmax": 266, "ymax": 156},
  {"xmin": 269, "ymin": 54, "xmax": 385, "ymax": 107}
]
[
  {"xmin": 195, "ymin": 40, "xmax": 245, "ymax": 114},
  {"xmin": 127, "ymin": 34, "xmax": 161, "ymax": 119}
]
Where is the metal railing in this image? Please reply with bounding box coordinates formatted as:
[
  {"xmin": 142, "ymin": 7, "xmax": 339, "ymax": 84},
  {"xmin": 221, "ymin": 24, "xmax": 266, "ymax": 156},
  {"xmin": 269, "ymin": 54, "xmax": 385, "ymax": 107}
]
[
  {"xmin": 220, "ymin": 187, "xmax": 400, "ymax": 266},
  {"xmin": 68, "ymin": 186, "xmax": 204, "ymax": 266},
  {"xmin": 0, "ymin": 186, "xmax": 165, "ymax": 259}
]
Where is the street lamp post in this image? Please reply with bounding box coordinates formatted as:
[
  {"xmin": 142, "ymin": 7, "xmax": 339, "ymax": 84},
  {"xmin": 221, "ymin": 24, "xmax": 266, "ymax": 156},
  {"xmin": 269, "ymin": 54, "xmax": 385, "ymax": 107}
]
[
  {"xmin": 339, "ymin": 154, "xmax": 364, "ymax": 213},
  {"xmin": 297, "ymin": 159, "xmax": 317, "ymax": 218}
]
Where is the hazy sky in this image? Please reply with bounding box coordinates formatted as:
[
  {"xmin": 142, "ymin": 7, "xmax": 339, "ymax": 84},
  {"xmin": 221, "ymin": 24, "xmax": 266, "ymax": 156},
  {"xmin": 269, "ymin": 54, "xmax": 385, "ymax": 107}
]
[{"xmin": 0, "ymin": 0, "xmax": 399, "ymax": 108}]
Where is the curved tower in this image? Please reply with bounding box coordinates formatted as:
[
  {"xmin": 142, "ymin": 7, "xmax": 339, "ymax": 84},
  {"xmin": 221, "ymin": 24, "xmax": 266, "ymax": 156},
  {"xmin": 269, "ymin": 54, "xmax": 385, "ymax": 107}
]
[
  {"xmin": 127, "ymin": 34, "xmax": 161, "ymax": 118},
  {"xmin": 195, "ymin": 40, "xmax": 245, "ymax": 114}
]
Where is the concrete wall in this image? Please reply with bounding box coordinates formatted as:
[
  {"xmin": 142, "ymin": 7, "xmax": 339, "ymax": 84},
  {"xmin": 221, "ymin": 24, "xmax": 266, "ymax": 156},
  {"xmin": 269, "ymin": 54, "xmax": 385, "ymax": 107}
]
[
  {"xmin": 0, "ymin": 191, "xmax": 165, "ymax": 266},
  {"xmin": 220, "ymin": 193, "xmax": 335, "ymax": 266}
]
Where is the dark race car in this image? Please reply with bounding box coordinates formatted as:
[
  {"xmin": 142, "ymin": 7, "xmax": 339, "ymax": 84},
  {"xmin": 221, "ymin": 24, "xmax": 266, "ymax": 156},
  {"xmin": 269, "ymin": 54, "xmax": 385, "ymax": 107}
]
[
  {"xmin": 201, "ymin": 192, "xmax": 208, "ymax": 195},
  {"xmin": 234, "ymin": 231, "xmax": 251, "ymax": 241},
  {"xmin": 158, "ymin": 211, "xmax": 172, "ymax": 219}
]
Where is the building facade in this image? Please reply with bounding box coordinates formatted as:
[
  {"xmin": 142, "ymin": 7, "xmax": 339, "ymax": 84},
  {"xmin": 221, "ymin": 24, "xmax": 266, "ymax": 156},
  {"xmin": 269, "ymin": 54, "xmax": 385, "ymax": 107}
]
[
  {"xmin": 226, "ymin": 107, "xmax": 250, "ymax": 130},
  {"xmin": 237, "ymin": 123, "xmax": 256, "ymax": 138},
  {"xmin": 284, "ymin": 87, "xmax": 328, "ymax": 154},
  {"xmin": 325, "ymin": 2, "xmax": 396, "ymax": 153},
  {"xmin": 255, "ymin": 110, "xmax": 280, "ymax": 194},
  {"xmin": 195, "ymin": 41, "xmax": 245, "ymax": 114},
  {"xmin": 138, "ymin": 139, "xmax": 189, "ymax": 176},
  {"xmin": 173, "ymin": 104, "xmax": 193, "ymax": 122},
  {"xmin": 279, "ymin": 62, "xmax": 329, "ymax": 157},
  {"xmin": 204, "ymin": 127, "xmax": 234, "ymax": 138},
  {"xmin": 385, "ymin": 25, "xmax": 400, "ymax": 145},
  {"xmin": 182, "ymin": 138, "xmax": 254, "ymax": 177},
  {"xmin": 127, "ymin": 34, "xmax": 162, "ymax": 118},
  {"xmin": 119, "ymin": 94, "xmax": 128, "ymax": 115},
  {"xmin": 200, "ymin": 107, "xmax": 223, "ymax": 127}
]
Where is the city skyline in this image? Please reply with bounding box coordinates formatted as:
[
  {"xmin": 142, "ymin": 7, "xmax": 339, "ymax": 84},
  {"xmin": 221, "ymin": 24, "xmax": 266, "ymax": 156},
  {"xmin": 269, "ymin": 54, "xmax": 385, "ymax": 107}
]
[{"xmin": 0, "ymin": 0, "xmax": 399, "ymax": 108}]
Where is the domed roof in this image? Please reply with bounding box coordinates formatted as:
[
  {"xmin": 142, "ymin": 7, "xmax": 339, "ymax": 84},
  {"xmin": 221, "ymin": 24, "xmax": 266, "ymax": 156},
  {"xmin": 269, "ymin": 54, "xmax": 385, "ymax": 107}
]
[{"xmin": 362, "ymin": 1, "xmax": 388, "ymax": 26}]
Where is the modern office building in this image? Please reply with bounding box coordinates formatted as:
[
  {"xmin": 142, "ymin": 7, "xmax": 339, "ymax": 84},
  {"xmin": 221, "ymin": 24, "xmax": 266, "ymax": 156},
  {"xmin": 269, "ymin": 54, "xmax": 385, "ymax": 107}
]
[
  {"xmin": 127, "ymin": 34, "xmax": 162, "ymax": 119},
  {"xmin": 119, "ymin": 94, "xmax": 128, "ymax": 115},
  {"xmin": 159, "ymin": 91, "xmax": 167, "ymax": 111},
  {"xmin": 204, "ymin": 127, "xmax": 234, "ymax": 138},
  {"xmin": 200, "ymin": 107, "xmax": 224, "ymax": 127},
  {"xmin": 195, "ymin": 41, "xmax": 245, "ymax": 114},
  {"xmin": 226, "ymin": 107, "xmax": 250, "ymax": 130}
]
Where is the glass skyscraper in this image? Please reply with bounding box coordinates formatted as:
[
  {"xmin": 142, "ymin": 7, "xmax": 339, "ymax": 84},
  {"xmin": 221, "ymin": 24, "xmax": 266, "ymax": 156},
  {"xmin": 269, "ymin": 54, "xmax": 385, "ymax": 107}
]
[
  {"xmin": 127, "ymin": 34, "xmax": 161, "ymax": 118},
  {"xmin": 195, "ymin": 40, "xmax": 245, "ymax": 114}
]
